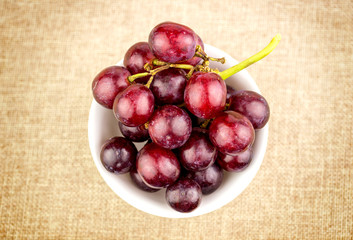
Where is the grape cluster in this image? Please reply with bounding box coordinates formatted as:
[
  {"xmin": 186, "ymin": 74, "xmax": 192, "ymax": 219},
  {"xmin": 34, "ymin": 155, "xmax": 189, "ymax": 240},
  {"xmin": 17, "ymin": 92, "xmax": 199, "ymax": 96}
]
[{"xmin": 92, "ymin": 22, "xmax": 279, "ymax": 213}]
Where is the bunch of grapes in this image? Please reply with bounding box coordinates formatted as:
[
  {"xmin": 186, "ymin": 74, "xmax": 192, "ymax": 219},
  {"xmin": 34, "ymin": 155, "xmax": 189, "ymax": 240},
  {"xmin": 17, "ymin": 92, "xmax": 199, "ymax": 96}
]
[{"xmin": 92, "ymin": 22, "xmax": 280, "ymax": 213}]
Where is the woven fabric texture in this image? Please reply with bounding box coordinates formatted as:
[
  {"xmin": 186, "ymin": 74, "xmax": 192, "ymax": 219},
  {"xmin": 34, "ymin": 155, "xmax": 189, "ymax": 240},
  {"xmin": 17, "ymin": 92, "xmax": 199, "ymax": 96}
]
[{"xmin": 1, "ymin": 0, "xmax": 352, "ymax": 239}]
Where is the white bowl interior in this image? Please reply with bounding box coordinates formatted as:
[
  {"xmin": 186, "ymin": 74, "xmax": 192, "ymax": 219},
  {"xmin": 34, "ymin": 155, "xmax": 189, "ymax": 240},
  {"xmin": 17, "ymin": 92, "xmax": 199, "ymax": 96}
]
[{"xmin": 88, "ymin": 44, "xmax": 268, "ymax": 218}]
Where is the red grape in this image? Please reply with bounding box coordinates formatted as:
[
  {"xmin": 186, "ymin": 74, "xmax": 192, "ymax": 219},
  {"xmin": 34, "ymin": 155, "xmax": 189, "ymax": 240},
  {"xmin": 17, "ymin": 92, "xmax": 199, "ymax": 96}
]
[
  {"xmin": 150, "ymin": 68, "xmax": 187, "ymax": 105},
  {"xmin": 123, "ymin": 42, "xmax": 155, "ymax": 84},
  {"xmin": 186, "ymin": 163, "xmax": 223, "ymax": 194},
  {"xmin": 118, "ymin": 122, "xmax": 149, "ymax": 142},
  {"xmin": 209, "ymin": 111, "xmax": 255, "ymax": 155},
  {"xmin": 180, "ymin": 34, "xmax": 204, "ymax": 66},
  {"xmin": 179, "ymin": 129, "xmax": 217, "ymax": 171},
  {"xmin": 113, "ymin": 84, "xmax": 155, "ymax": 127},
  {"xmin": 129, "ymin": 166, "xmax": 159, "ymax": 192},
  {"xmin": 136, "ymin": 142, "xmax": 180, "ymax": 189},
  {"xmin": 166, "ymin": 178, "xmax": 202, "ymax": 213},
  {"xmin": 149, "ymin": 22, "xmax": 197, "ymax": 63},
  {"xmin": 148, "ymin": 105, "xmax": 192, "ymax": 149},
  {"xmin": 229, "ymin": 90, "xmax": 270, "ymax": 129},
  {"xmin": 184, "ymin": 72, "xmax": 227, "ymax": 119},
  {"xmin": 100, "ymin": 137, "xmax": 137, "ymax": 174},
  {"xmin": 217, "ymin": 148, "xmax": 253, "ymax": 172},
  {"xmin": 92, "ymin": 66, "xmax": 130, "ymax": 109}
]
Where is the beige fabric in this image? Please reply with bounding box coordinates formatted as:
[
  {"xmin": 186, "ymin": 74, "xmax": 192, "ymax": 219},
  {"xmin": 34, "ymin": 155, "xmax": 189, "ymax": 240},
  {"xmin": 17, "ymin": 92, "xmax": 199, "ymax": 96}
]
[{"xmin": 1, "ymin": 0, "xmax": 352, "ymax": 239}]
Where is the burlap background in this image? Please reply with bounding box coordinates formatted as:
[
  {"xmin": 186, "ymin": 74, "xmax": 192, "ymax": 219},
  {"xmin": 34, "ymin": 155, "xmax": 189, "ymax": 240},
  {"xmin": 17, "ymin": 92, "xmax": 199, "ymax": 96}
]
[{"xmin": 1, "ymin": 0, "xmax": 352, "ymax": 239}]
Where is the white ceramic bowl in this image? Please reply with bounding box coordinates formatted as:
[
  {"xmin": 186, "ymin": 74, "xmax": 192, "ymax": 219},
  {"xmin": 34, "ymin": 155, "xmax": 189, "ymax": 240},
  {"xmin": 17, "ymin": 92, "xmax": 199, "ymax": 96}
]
[{"xmin": 88, "ymin": 44, "xmax": 268, "ymax": 218}]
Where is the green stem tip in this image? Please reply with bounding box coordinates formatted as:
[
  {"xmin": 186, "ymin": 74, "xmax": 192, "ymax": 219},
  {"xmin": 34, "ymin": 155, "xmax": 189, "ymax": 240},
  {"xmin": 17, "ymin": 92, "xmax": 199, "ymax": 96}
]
[
  {"xmin": 128, "ymin": 72, "xmax": 149, "ymax": 83},
  {"xmin": 219, "ymin": 34, "xmax": 281, "ymax": 80}
]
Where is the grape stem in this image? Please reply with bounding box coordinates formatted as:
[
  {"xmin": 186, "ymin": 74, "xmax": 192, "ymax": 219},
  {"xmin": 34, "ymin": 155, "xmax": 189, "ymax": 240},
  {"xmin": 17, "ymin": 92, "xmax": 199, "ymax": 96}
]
[
  {"xmin": 143, "ymin": 62, "xmax": 153, "ymax": 71},
  {"xmin": 195, "ymin": 46, "xmax": 225, "ymax": 64},
  {"xmin": 128, "ymin": 64, "xmax": 170, "ymax": 83},
  {"xmin": 152, "ymin": 59, "xmax": 168, "ymax": 66},
  {"xmin": 128, "ymin": 72, "xmax": 149, "ymax": 83},
  {"xmin": 145, "ymin": 65, "xmax": 170, "ymax": 88},
  {"xmin": 152, "ymin": 59, "xmax": 194, "ymax": 70},
  {"xmin": 186, "ymin": 64, "xmax": 203, "ymax": 79},
  {"xmin": 219, "ymin": 34, "xmax": 281, "ymax": 80},
  {"xmin": 145, "ymin": 76, "xmax": 155, "ymax": 88},
  {"xmin": 200, "ymin": 118, "xmax": 212, "ymax": 129},
  {"xmin": 177, "ymin": 102, "xmax": 186, "ymax": 108},
  {"xmin": 225, "ymin": 103, "xmax": 230, "ymax": 110}
]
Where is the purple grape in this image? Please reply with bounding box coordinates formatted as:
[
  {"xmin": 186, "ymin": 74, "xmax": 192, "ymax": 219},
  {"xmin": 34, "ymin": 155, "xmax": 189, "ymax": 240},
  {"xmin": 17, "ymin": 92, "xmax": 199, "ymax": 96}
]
[
  {"xmin": 229, "ymin": 90, "xmax": 270, "ymax": 129},
  {"xmin": 179, "ymin": 129, "xmax": 217, "ymax": 171},
  {"xmin": 166, "ymin": 178, "xmax": 202, "ymax": 213},
  {"xmin": 129, "ymin": 166, "xmax": 159, "ymax": 192},
  {"xmin": 100, "ymin": 137, "xmax": 137, "ymax": 174},
  {"xmin": 150, "ymin": 68, "xmax": 187, "ymax": 105},
  {"xmin": 186, "ymin": 163, "xmax": 223, "ymax": 194},
  {"xmin": 118, "ymin": 122, "xmax": 149, "ymax": 142},
  {"xmin": 217, "ymin": 148, "xmax": 253, "ymax": 172}
]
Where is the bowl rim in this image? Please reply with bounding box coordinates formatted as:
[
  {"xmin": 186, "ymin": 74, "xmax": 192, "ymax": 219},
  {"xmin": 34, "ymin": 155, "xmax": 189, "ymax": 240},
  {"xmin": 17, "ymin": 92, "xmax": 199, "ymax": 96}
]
[{"xmin": 88, "ymin": 43, "xmax": 268, "ymax": 218}]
